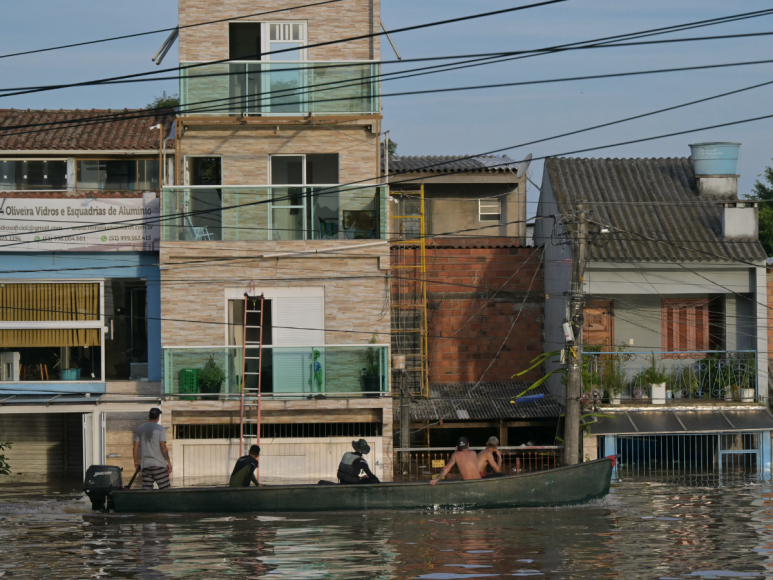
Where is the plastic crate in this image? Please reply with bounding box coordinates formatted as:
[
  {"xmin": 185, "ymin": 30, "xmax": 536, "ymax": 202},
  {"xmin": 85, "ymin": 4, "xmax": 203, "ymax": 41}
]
[{"xmin": 180, "ymin": 369, "xmax": 198, "ymax": 400}]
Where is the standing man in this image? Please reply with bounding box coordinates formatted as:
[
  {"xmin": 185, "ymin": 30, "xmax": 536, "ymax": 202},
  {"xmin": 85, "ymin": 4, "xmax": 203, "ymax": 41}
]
[
  {"xmin": 133, "ymin": 407, "xmax": 172, "ymax": 490},
  {"xmin": 230, "ymin": 445, "xmax": 261, "ymax": 487},
  {"xmin": 477, "ymin": 436, "xmax": 503, "ymax": 477},
  {"xmin": 337, "ymin": 439, "xmax": 380, "ymax": 484},
  {"xmin": 430, "ymin": 437, "xmax": 481, "ymax": 485}
]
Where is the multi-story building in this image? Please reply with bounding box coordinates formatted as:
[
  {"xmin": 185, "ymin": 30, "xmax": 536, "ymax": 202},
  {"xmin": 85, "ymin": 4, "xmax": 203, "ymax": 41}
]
[
  {"xmin": 0, "ymin": 109, "xmax": 173, "ymax": 481},
  {"xmin": 159, "ymin": 0, "xmax": 391, "ymax": 484}
]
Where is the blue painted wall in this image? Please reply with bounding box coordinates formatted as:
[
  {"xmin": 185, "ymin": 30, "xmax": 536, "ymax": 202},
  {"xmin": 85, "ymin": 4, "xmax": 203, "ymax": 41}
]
[{"xmin": 0, "ymin": 251, "xmax": 161, "ymax": 381}]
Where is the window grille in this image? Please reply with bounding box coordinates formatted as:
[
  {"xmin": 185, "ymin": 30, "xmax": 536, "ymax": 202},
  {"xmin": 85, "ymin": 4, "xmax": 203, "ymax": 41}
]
[
  {"xmin": 175, "ymin": 422, "xmax": 382, "ymax": 440},
  {"xmin": 603, "ymin": 432, "xmax": 763, "ymax": 481}
]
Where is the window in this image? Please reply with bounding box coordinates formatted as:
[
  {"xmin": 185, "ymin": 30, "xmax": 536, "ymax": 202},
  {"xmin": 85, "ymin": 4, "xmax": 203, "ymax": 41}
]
[
  {"xmin": 229, "ymin": 23, "xmax": 262, "ymax": 60},
  {"xmin": 0, "ymin": 283, "xmax": 104, "ymax": 382},
  {"xmin": 0, "ymin": 160, "xmax": 67, "ymax": 191},
  {"xmin": 661, "ymin": 298, "xmax": 710, "ymax": 355},
  {"xmin": 267, "ymin": 22, "xmax": 305, "ymax": 61},
  {"xmin": 269, "ymin": 154, "xmax": 344, "ymax": 240},
  {"xmin": 227, "ymin": 22, "xmax": 306, "ymax": 61},
  {"xmin": 76, "ymin": 159, "xmax": 159, "ymax": 191},
  {"xmin": 479, "ymin": 199, "xmax": 501, "ymax": 222}
]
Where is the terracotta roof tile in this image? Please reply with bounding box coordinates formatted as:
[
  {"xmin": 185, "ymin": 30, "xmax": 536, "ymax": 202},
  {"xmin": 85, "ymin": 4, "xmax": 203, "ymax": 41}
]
[{"xmin": 0, "ymin": 109, "xmax": 175, "ymax": 151}]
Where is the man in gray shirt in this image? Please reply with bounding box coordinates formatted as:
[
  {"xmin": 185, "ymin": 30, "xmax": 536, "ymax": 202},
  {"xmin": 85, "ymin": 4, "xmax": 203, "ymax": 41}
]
[{"xmin": 133, "ymin": 407, "xmax": 172, "ymax": 490}]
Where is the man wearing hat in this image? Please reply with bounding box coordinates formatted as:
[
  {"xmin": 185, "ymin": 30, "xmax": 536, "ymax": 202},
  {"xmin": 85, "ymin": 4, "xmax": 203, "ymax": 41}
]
[
  {"xmin": 336, "ymin": 439, "xmax": 380, "ymax": 484},
  {"xmin": 132, "ymin": 407, "xmax": 172, "ymax": 490},
  {"xmin": 430, "ymin": 437, "xmax": 481, "ymax": 486}
]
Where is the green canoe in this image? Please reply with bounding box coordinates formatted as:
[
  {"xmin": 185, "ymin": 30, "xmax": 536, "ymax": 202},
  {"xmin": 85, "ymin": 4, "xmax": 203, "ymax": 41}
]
[{"xmin": 108, "ymin": 458, "xmax": 613, "ymax": 513}]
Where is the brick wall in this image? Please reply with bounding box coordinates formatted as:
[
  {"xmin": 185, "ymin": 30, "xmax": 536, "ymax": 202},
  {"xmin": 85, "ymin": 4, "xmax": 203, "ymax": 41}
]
[
  {"xmin": 179, "ymin": 126, "xmax": 379, "ymax": 186},
  {"xmin": 179, "ymin": 0, "xmax": 380, "ymax": 62},
  {"xmin": 392, "ymin": 240, "xmax": 544, "ymax": 384}
]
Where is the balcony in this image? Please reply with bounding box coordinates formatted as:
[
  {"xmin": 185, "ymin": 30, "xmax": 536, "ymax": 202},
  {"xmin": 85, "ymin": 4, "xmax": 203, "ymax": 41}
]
[
  {"xmin": 586, "ymin": 350, "xmax": 760, "ymax": 403},
  {"xmin": 161, "ymin": 185, "xmax": 386, "ymax": 242},
  {"xmin": 163, "ymin": 345, "xmax": 390, "ymax": 399},
  {"xmin": 180, "ymin": 61, "xmax": 380, "ymax": 116}
]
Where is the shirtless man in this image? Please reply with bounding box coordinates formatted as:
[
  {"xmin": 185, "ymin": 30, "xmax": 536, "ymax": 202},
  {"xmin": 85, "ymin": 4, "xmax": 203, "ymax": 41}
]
[
  {"xmin": 477, "ymin": 436, "xmax": 503, "ymax": 477},
  {"xmin": 430, "ymin": 437, "xmax": 481, "ymax": 485}
]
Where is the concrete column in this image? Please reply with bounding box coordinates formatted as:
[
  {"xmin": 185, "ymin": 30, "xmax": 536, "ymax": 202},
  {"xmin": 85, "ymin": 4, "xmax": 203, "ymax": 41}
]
[
  {"xmin": 147, "ymin": 273, "xmax": 162, "ymax": 382},
  {"xmin": 762, "ymin": 430, "xmax": 771, "ymax": 481}
]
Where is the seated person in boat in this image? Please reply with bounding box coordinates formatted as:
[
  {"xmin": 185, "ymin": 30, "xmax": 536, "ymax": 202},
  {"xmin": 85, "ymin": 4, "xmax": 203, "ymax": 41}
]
[
  {"xmin": 430, "ymin": 437, "xmax": 481, "ymax": 485},
  {"xmin": 337, "ymin": 439, "xmax": 380, "ymax": 484},
  {"xmin": 229, "ymin": 445, "xmax": 260, "ymax": 487},
  {"xmin": 477, "ymin": 436, "xmax": 503, "ymax": 477}
]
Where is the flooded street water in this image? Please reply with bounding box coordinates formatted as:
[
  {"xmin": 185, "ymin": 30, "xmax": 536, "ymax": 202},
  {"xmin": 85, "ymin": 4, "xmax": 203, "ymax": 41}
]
[{"xmin": 2, "ymin": 480, "xmax": 773, "ymax": 579}]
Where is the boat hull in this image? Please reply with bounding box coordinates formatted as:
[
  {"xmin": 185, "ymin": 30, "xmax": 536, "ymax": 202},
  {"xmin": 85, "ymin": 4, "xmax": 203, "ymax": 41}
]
[{"xmin": 110, "ymin": 458, "xmax": 612, "ymax": 513}]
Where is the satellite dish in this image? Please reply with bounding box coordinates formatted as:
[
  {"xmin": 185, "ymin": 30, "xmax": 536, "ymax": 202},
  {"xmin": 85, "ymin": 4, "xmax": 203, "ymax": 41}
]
[{"xmin": 515, "ymin": 153, "xmax": 533, "ymax": 179}]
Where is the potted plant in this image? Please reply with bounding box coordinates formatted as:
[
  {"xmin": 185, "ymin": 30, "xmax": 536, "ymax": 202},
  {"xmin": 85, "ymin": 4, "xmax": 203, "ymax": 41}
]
[
  {"xmin": 641, "ymin": 352, "xmax": 669, "ymax": 405},
  {"xmin": 739, "ymin": 353, "xmax": 756, "ymax": 402},
  {"xmin": 198, "ymin": 355, "xmax": 226, "ymax": 395},
  {"xmin": 360, "ymin": 335, "xmax": 382, "ymax": 395},
  {"xmin": 603, "ymin": 354, "xmax": 628, "ymax": 405}
]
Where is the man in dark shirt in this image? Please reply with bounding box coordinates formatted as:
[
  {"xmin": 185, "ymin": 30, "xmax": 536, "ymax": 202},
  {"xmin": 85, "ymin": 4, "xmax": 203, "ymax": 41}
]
[
  {"xmin": 229, "ymin": 445, "xmax": 260, "ymax": 487},
  {"xmin": 337, "ymin": 439, "xmax": 380, "ymax": 484}
]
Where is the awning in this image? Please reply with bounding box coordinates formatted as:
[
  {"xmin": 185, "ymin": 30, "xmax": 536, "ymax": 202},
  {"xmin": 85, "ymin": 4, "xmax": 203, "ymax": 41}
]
[
  {"xmin": 0, "ymin": 394, "xmax": 161, "ymax": 407},
  {"xmin": 591, "ymin": 408, "xmax": 773, "ymax": 435}
]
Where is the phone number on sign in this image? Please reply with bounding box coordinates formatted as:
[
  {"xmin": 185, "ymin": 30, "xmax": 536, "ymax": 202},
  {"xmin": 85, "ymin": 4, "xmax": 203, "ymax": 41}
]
[{"xmin": 106, "ymin": 236, "xmax": 152, "ymax": 242}]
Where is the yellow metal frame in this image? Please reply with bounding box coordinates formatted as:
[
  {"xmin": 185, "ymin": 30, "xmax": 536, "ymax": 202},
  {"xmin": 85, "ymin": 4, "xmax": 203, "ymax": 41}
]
[{"xmin": 390, "ymin": 184, "xmax": 429, "ymax": 398}]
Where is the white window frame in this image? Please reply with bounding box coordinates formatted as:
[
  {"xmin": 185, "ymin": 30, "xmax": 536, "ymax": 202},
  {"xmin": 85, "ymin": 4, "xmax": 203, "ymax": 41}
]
[
  {"xmin": 479, "ymin": 198, "xmax": 502, "ymax": 222},
  {"xmin": 263, "ymin": 22, "xmax": 307, "ymax": 62},
  {"xmin": 224, "ymin": 286, "xmax": 325, "ymax": 346},
  {"xmin": 0, "ymin": 280, "xmax": 106, "ymax": 383},
  {"xmin": 268, "ymin": 154, "xmax": 307, "ymax": 240}
]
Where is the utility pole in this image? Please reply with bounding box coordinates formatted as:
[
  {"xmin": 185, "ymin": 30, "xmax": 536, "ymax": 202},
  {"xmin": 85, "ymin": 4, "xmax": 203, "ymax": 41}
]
[
  {"xmin": 399, "ymin": 370, "xmax": 411, "ymax": 476},
  {"xmin": 564, "ymin": 201, "xmax": 587, "ymax": 465}
]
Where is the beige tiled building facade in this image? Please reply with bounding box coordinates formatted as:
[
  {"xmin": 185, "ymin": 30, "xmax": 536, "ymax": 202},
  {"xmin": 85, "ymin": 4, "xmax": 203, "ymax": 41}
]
[{"xmin": 159, "ymin": 0, "xmax": 391, "ymax": 485}]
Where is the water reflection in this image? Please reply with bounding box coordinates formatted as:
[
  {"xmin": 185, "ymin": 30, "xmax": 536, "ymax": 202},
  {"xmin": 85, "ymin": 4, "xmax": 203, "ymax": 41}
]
[{"xmin": 2, "ymin": 482, "xmax": 773, "ymax": 578}]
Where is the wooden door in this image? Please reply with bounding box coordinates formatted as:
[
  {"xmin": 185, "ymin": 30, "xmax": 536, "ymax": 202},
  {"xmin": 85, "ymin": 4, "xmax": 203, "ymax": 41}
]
[{"xmin": 583, "ymin": 300, "xmax": 614, "ymax": 346}]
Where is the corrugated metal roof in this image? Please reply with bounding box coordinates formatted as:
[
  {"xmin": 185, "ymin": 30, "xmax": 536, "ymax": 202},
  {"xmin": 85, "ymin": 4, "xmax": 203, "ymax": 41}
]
[
  {"xmin": 400, "ymin": 382, "xmax": 562, "ymax": 422},
  {"xmin": 592, "ymin": 408, "xmax": 773, "ymax": 434},
  {"xmin": 388, "ymin": 155, "xmax": 519, "ymax": 174},
  {"xmin": 546, "ymin": 157, "xmax": 767, "ymax": 263},
  {"xmin": 0, "ymin": 109, "xmax": 175, "ymax": 151}
]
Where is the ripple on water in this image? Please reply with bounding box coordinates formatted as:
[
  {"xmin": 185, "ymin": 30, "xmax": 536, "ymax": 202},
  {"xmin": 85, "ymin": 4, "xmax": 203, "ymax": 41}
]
[{"xmin": 1, "ymin": 481, "xmax": 773, "ymax": 579}]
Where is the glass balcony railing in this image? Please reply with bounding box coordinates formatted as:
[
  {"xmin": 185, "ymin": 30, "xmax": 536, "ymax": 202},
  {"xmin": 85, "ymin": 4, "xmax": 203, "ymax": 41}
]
[
  {"xmin": 161, "ymin": 185, "xmax": 387, "ymax": 242},
  {"xmin": 163, "ymin": 345, "xmax": 390, "ymax": 398},
  {"xmin": 180, "ymin": 61, "xmax": 380, "ymax": 116}
]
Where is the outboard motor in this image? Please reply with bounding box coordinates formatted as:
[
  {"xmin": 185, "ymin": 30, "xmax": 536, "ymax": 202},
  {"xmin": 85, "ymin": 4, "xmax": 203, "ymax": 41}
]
[{"xmin": 84, "ymin": 465, "xmax": 123, "ymax": 511}]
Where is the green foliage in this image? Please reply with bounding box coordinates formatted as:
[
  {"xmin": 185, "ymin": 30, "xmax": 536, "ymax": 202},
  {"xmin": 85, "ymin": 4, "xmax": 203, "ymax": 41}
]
[
  {"xmin": 603, "ymin": 346, "xmax": 633, "ymax": 396},
  {"xmin": 581, "ymin": 346, "xmax": 602, "ymax": 391},
  {"xmin": 387, "ymin": 138, "xmax": 398, "ymax": 157},
  {"xmin": 639, "ymin": 352, "xmax": 669, "ymax": 384},
  {"xmin": 745, "ymin": 159, "xmax": 773, "ymax": 256},
  {"xmin": 0, "ymin": 441, "xmax": 12, "ymax": 476},
  {"xmin": 198, "ymin": 355, "xmax": 226, "ymax": 393},
  {"xmin": 146, "ymin": 91, "xmax": 180, "ymax": 111},
  {"xmin": 360, "ymin": 334, "xmax": 381, "ymax": 376}
]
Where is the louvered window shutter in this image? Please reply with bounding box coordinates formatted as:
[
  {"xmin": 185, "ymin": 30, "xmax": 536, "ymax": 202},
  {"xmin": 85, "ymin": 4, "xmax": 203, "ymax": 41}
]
[{"xmin": 661, "ymin": 299, "xmax": 709, "ymax": 356}]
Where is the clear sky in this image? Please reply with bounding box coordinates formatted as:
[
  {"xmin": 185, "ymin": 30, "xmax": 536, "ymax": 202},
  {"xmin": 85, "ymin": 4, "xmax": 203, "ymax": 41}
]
[{"xmin": 1, "ymin": 0, "xmax": 772, "ymax": 215}]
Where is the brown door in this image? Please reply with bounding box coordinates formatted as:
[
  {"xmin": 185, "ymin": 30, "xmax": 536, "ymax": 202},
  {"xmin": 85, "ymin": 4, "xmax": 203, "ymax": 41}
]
[{"xmin": 583, "ymin": 300, "xmax": 614, "ymax": 346}]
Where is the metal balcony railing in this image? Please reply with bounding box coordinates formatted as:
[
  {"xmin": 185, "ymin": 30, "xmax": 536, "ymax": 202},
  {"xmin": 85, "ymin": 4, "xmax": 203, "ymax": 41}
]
[
  {"xmin": 180, "ymin": 61, "xmax": 380, "ymax": 116},
  {"xmin": 392, "ymin": 446, "xmax": 564, "ymax": 481},
  {"xmin": 163, "ymin": 345, "xmax": 390, "ymax": 399},
  {"xmin": 585, "ymin": 350, "xmax": 759, "ymax": 403},
  {"xmin": 161, "ymin": 185, "xmax": 387, "ymax": 242}
]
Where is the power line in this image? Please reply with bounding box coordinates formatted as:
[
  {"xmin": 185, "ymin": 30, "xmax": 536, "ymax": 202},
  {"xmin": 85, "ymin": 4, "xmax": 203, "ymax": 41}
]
[
  {"xmin": 0, "ymin": 0, "xmax": 569, "ymax": 101},
  {"xmin": 0, "ymin": 0, "xmax": 348, "ymax": 61},
  {"xmin": 5, "ymin": 52, "xmax": 773, "ymax": 141},
  {"xmin": 6, "ymin": 103, "xmax": 773, "ymax": 253}
]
